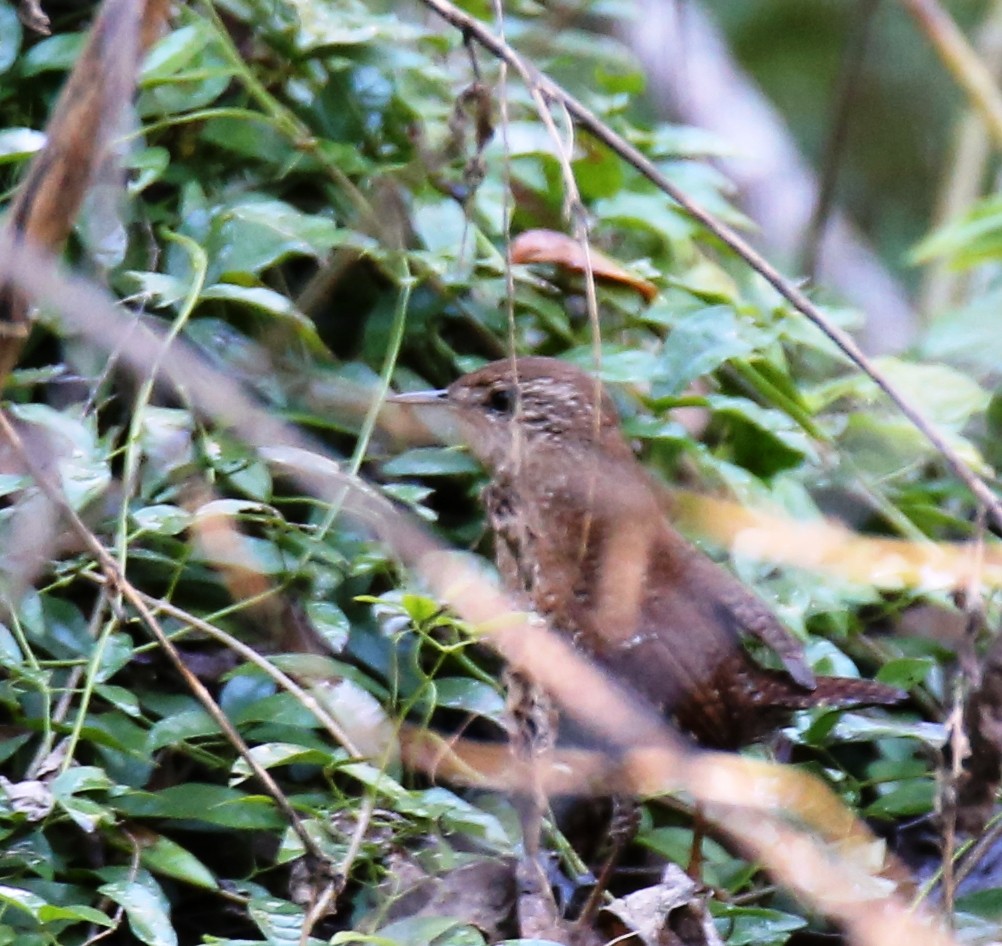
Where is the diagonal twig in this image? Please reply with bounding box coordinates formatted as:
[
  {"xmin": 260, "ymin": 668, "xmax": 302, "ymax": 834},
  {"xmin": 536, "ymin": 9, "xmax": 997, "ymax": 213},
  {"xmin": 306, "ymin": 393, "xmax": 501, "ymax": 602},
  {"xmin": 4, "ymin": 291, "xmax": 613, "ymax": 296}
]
[
  {"xmin": 902, "ymin": 0, "xmax": 1002, "ymax": 146},
  {"xmin": 0, "ymin": 410, "xmax": 329, "ymax": 866},
  {"xmin": 416, "ymin": 0, "xmax": 1002, "ymax": 533},
  {"xmin": 0, "ymin": 233, "xmax": 964, "ymax": 946}
]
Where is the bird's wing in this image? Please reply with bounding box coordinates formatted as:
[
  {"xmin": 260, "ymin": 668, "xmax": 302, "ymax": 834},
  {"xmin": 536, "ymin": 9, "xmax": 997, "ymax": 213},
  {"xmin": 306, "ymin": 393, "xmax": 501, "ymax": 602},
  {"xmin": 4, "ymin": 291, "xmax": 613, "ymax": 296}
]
[{"xmin": 664, "ymin": 531, "xmax": 817, "ymax": 690}]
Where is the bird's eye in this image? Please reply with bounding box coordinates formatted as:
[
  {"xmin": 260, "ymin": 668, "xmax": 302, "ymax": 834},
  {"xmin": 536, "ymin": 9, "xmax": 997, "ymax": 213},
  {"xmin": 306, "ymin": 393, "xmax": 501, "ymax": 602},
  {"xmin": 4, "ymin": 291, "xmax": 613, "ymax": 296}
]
[{"xmin": 485, "ymin": 386, "xmax": 516, "ymax": 415}]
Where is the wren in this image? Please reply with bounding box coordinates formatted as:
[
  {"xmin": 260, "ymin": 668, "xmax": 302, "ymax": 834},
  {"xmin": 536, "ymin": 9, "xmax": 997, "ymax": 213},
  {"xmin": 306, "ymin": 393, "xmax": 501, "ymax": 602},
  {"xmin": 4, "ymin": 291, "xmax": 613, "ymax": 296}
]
[{"xmin": 397, "ymin": 356, "xmax": 903, "ymax": 749}]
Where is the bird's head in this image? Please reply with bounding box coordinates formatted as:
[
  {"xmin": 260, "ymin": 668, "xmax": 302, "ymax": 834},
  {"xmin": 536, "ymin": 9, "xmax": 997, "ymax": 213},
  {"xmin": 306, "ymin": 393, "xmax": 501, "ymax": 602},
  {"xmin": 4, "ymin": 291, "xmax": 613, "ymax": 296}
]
[{"xmin": 393, "ymin": 356, "xmax": 629, "ymax": 471}]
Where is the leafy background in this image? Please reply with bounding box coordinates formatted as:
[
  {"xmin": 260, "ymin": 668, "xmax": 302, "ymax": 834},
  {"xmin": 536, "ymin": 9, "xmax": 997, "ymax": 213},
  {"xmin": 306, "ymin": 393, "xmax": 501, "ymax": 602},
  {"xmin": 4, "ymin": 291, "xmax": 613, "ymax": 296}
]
[{"xmin": 1, "ymin": 0, "xmax": 1001, "ymax": 944}]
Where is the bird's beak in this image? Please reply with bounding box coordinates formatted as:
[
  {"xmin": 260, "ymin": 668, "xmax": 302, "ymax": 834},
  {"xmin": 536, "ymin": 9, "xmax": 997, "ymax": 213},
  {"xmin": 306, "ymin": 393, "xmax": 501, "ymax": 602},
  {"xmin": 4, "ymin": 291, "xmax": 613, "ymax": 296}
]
[{"xmin": 387, "ymin": 389, "xmax": 450, "ymax": 405}]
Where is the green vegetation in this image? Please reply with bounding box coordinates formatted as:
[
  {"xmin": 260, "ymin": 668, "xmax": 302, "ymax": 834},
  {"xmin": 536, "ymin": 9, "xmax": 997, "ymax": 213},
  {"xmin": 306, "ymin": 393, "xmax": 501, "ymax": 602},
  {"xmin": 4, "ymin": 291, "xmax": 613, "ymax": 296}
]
[{"xmin": 0, "ymin": 1, "xmax": 1000, "ymax": 944}]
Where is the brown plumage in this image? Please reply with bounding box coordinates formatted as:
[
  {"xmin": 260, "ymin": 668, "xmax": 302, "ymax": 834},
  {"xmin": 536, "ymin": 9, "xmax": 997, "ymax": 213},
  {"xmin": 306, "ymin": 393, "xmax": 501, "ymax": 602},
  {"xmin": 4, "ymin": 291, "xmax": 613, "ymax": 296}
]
[{"xmin": 410, "ymin": 356, "xmax": 904, "ymax": 749}]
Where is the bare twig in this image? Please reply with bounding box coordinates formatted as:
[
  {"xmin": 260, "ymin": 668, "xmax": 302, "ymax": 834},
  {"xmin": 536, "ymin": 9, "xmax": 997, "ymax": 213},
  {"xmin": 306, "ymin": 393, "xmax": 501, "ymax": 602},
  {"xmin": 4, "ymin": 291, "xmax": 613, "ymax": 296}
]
[
  {"xmin": 0, "ymin": 0, "xmax": 168, "ymax": 385},
  {"xmin": 802, "ymin": 0, "xmax": 881, "ymax": 277},
  {"xmin": 620, "ymin": 0, "xmax": 915, "ymax": 354},
  {"xmin": 132, "ymin": 591, "xmax": 364, "ymax": 758},
  {"xmin": 918, "ymin": 0, "xmax": 1002, "ymax": 320},
  {"xmin": 0, "ymin": 234, "xmax": 963, "ymax": 946},
  {"xmin": 902, "ymin": 0, "xmax": 1002, "ymax": 146},
  {"xmin": 0, "ymin": 411, "xmax": 328, "ymax": 865},
  {"xmin": 416, "ymin": 0, "xmax": 1002, "ymax": 533}
]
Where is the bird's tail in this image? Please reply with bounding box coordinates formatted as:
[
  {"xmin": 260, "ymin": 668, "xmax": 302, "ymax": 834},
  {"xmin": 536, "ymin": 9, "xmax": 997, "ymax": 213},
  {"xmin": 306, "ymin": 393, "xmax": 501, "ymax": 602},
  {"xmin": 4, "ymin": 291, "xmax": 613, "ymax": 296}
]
[{"xmin": 782, "ymin": 675, "xmax": 905, "ymax": 709}]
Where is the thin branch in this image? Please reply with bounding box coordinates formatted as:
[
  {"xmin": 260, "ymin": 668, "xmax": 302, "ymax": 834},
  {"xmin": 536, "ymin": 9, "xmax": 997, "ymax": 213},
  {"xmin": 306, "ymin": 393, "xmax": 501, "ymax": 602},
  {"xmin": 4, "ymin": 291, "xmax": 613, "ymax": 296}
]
[
  {"xmin": 133, "ymin": 591, "xmax": 364, "ymax": 758},
  {"xmin": 0, "ymin": 234, "xmax": 965, "ymax": 946},
  {"xmin": 901, "ymin": 0, "xmax": 1002, "ymax": 146},
  {"xmin": 416, "ymin": 0, "xmax": 1002, "ymax": 533},
  {"xmin": 918, "ymin": 0, "xmax": 1002, "ymax": 320},
  {"xmin": 0, "ymin": 411, "xmax": 329, "ymax": 865},
  {"xmin": 801, "ymin": 0, "xmax": 882, "ymax": 278}
]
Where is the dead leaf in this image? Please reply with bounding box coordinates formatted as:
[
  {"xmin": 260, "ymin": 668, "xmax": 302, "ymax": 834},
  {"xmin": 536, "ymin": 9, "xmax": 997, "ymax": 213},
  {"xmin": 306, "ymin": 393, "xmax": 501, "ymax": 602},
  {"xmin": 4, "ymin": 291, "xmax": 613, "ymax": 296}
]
[
  {"xmin": 600, "ymin": 864, "xmax": 723, "ymax": 946},
  {"xmin": 510, "ymin": 229, "xmax": 658, "ymax": 303},
  {"xmin": 381, "ymin": 854, "xmax": 518, "ymax": 942}
]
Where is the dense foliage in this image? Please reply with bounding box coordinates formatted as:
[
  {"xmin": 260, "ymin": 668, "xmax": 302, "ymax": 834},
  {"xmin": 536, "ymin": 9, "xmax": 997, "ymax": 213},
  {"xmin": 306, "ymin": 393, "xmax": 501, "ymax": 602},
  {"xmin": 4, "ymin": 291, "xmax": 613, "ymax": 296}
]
[{"xmin": 1, "ymin": 1, "xmax": 1001, "ymax": 944}]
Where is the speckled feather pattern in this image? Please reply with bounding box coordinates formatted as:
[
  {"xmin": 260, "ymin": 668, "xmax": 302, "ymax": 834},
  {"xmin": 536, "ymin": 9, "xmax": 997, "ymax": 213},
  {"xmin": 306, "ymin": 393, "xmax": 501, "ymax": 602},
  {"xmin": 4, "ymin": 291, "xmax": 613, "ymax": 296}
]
[{"xmin": 447, "ymin": 357, "xmax": 903, "ymax": 749}]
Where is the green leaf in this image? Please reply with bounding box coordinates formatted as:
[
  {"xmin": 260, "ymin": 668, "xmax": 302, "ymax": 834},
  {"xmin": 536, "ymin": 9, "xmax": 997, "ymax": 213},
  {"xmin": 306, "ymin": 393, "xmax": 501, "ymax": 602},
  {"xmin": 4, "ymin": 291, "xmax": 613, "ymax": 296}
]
[
  {"xmin": 382, "ymin": 448, "xmax": 480, "ymax": 477},
  {"xmin": 864, "ymin": 778, "xmax": 936, "ymax": 818},
  {"xmin": 127, "ymin": 146, "xmax": 171, "ymax": 195},
  {"xmin": 0, "ymin": 884, "xmax": 46, "ymax": 918},
  {"xmin": 209, "ymin": 199, "xmax": 341, "ymax": 277},
  {"xmin": 200, "ymin": 284, "xmax": 326, "ymax": 350},
  {"xmin": 132, "ymin": 504, "xmax": 192, "ymax": 536},
  {"xmin": 429, "ymin": 678, "xmax": 504, "ymax": 719},
  {"xmin": 872, "ymin": 358, "xmax": 989, "ymax": 429},
  {"xmin": 876, "ymin": 657, "xmax": 934, "ymax": 690},
  {"xmin": 20, "ymin": 33, "xmax": 85, "ymax": 76},
  {"xmin": 114, "ymin": 784, "xmax": 285, "ymax": 830},
  {"xmin": 248, "ymin": 894, "xmax": 305, "ymax": 945},
  {"xmin": 98, "ymin": 872, "xmax": 177, "ymax": 946},
  {"xmin": 709, "ymin": 904, "xmax": 807, "ymax": 946},
  {"xmin": 7, "ymin": 403, "xmax": 110, "ymax": 509},
  {"xmin": 371, "ymin": 916, "xmax": 470, "ymax": 946},
  {"xmin": 37, "ymin": 903, "xmax": 114, "ymax": 927},
  {"xmin": 139, "ymin": 835, "xmax": 218, "ymax": 891},
  {"xmin": 230, "ymin": 743, "xmax": 333, "ymax": 783},
  {"xmin": 0, "ymin": 3, "xmax": 21, "ymax": 74},
  {"xmin": 95, "ymin": 684, "xmax": 143, "ymax": 717},
  {"xmin": 146, "ymin": 708, "xmax": 217, "ymax": 751},
  {"xmin": 141, "ymin": 23, "xmax": 211, "ymax": 82},
  {"xmin": 956, "ymin": 888, "xmax": 1002, "ymax": 920},
  {"xmin": 51, "ymin": 766, "xmax": 113, "ymax": 797},
  {"xmin": 305, "ymin": 600, "xmax": 351, "ymax": 652},
  {"xmin": 911, "ymin": 193, "xmax": 1002, "ymax": 268},
  {"xmin": 658, "ymin": 305, "xmax": 761, "ymax": 393},
  {"xmin": 398, "ymin": 788, "xmax": 510, "ymax": 849}
]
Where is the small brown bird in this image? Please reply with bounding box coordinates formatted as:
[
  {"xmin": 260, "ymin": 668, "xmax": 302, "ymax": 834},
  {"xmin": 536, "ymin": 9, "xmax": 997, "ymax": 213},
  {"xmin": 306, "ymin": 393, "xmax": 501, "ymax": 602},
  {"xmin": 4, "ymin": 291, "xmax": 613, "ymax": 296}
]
[{"xmin": 396, "ymin": 356, "xmax": 903, "ymax": 749}]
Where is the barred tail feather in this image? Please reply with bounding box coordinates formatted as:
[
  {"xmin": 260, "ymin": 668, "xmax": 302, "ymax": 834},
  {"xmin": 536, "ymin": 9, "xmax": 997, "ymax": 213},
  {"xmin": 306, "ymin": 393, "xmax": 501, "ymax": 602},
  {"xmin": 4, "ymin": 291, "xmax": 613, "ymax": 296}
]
[{"xmin": 788, "ymin": 675, "xmax": 905, "ymax": 709}]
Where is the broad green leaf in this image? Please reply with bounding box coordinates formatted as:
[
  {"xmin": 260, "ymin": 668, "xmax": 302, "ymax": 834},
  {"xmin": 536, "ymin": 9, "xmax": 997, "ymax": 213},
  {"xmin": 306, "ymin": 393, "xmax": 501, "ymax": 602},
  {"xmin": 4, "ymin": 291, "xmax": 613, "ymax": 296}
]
[
  {"xmin": 371, "ymin": 916, "xmax": 470, "ymax": 946},
  {"xmin": 872, "ymin": 359, "xmax": 989, "ymax": 429},
  {"xmin": 127, "ymin": 146, "xmax": 171, "ymax": 195},
  {"xmin": 209, "ymin": 199, "xmax": 341, "ymax": 277},
  {"xmin": 98, "ymin": 873, "xmax": 176, "ymax": 946},
  {"xmin": 38, "ymin": 903, "xmax": 114, "ymax": 927},
  {"xmin": 865, "ymin": 778, "xmax": 936, "ymax": 818},
  {"xmin": 146, "ymin": 708, "xmax": 217, "ymax": 751},
  {"xmin": 141, "ymin": 23, "xmax": 211, "ymax": 82},
  {"xmin": 397, "ymin": 788, "xmax": 510, "ymax": 849},
  {"xmin": 138, "ymin": 835, "xmax": 218, "ymax": 891},
  {"xmin": 220, "ymin": 672, "xmax": 277, "ymax": 719},
  {"xmin": 382, "ymin": 447, "xmax": 480, "ymax": 477},
  {"xmin": 709, "ymin": 904, "xmax": 807, "ymax": 946},
  {"xmin": 956, "ymin": 888, "xmax": 1002, "ymax": 920},
  {"xmin": 122, "ymin": 271, "xmax": 189, "ymax": 307},
  {"xmin": 7, "ymin": 403, "xmax": 110, "ymax": 509},
  {"xmin": 248, "ymin": 894, "xmax": 305, "ymax": 945},
  {"xmin": 132, "ymin": 504, "xmax": 192, "ymax": 536},
  {"xmin": 114, "ymin": 785, "xmax": 284, "ymax": 830},
  {"xmin": 428, "ymin": 677, "xmax": 504, "ymax": 719},
  {"xmin": 911, "ymin": 193, "xmax": 1002, "ymax": 267},
  {"xmin": 658, "ymin": 306, "xmax": 761, "ymax": 394},
  {"xmin": 0, "ymin": 884, "xmax": 46, "ymax": 917},
  {"xmin": 95, "ymin": 684, "xmax": 143, "ymax": 718},
  {"xmin": 876, "ymin": 657, "xmax": 935, "ymax": 690},
  {"xmin": 305, "ymin": 600, "xmax": 351, "ymax": 652},
  {"xmin": 20, "ymin": 33, "xmax": 85, "ymax": 75},
  {"xmin": 0, "ymin": 3, "xmax": 20, "ymax": 74},
  {"xmin": 51, "ymin": 766, "xmax": 113, "ymax": 797},
  {"xmin": 230, "ymin": 743, "xmax": 333, "ymax": 783}
]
